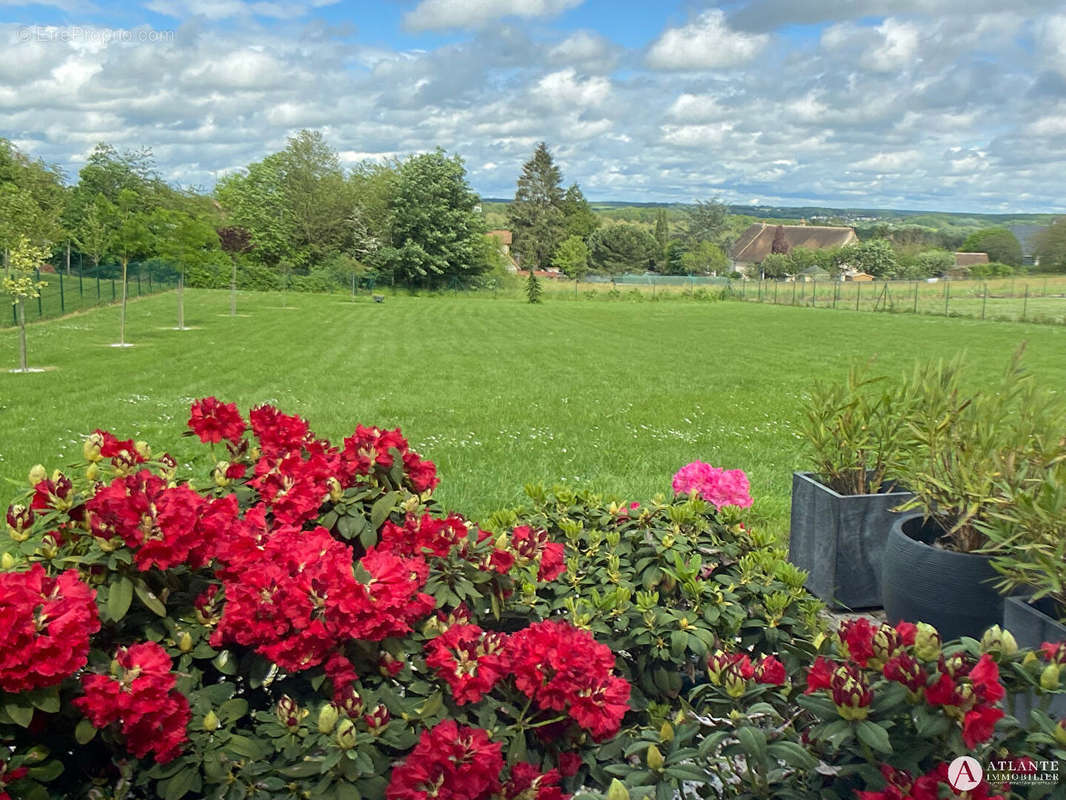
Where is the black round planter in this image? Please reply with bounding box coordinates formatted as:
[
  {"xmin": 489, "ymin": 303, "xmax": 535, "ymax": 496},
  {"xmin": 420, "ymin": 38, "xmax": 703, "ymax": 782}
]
[{"xmin": 881, "ymin": 513, "xmax": 1003, "ymax": 642}]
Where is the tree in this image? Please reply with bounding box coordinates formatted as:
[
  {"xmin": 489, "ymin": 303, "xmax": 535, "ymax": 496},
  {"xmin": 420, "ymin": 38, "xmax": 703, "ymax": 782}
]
[
  {"xmin": 587, "ymin": 224, "xmax": 659, "ymax": 274},
  {"xmin": 771, "ymin": 225, "xmax": 790, "ymax": 255},
  {"xmin": 2, "ymin": 235, "xmax": 49, "ymax": 372},
  {"xmin": 653, "ymin": 209, "xmax": 669, "ymax": 250},
  {"xmin": 1034, "ymin": 218, "xmax": 1066, "ymax": 273},
  {"xmin": 154, "ymin": 210, "xmax": 220, "ymax": 329},
  {"xmin": 508, "ymin": 142, "xmax": 565, "ymax": 269},
  {"xmin": 0, "ymin": 140, "xmax": 66, "ymax": 253},
  {"xmin": 960, "ymin": 228, "xmax": 1023, "ymax": 268},
  {"xmin": 841, "ymin": 239, "xmax": 898, "ymax": 278},
  {"xmin": 552, "ymin": 235, "xmax": 589, "ymax": 279},
  {"xmin": 682, "ymin": 199, "xmax": 729, "ymax": 247},
  {"xmin": 560, "ymin": 183, "xmax": 598, "ymax": 240},
  {"xmin": 525, "ymin": 270, "xmax": 542, "ymax": 304},
  {"xmin": 759, "ymin": 252, "xmax": 791, "ymax": 279},
  {"xmin": 375, "ymin": 150, "xmax": 485, "ymax": 286},
  {"xmin": 218, "ymin": 226, "xmax": 252, "ymax": 316},
  {"xmin": 73, "ymin": 195, "xmax": 114, "ymax": 269},
  {"xmin": 680, "ymin": 240, "xmax": 727, "ymax": 275},
  {"xmin": 109, "ymin": 189, "xmax": 153, "ymax": 346}
]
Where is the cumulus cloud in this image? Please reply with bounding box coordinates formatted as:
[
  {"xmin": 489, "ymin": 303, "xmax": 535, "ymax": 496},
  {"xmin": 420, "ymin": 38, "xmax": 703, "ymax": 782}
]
[
  {"xmin": 405, "ymin": 0, "xmax": 582, "ymax": 31},
  {"xmin": 646, "ymin": 10, "xmax": 768, "ymax": 70}
]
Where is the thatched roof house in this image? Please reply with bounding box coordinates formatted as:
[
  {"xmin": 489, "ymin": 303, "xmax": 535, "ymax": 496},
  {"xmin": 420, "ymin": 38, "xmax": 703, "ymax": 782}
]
[
  {"xmin": 954, "ymin": 252, "xmax": 988, "ymax": 267},
  {"xmin": 730, "ymin": 223, "xmax": 858, "ymax": 273}
]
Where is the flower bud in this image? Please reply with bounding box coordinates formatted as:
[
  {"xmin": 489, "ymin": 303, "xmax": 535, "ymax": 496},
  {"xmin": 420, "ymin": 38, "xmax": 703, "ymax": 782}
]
[
  {"xmin": 6, "ymin": 504, "xmax": 34, "ymax": 542},
  {"xmin": 318, "ymin": 704, "xmax": 340, "ymax": 735},
  {"xmin": 276, "ymin": 696, "xmax": 302, "ymax": 729},
  {"xmin": 659, "ymin": 722, "xmax": 674, "ymax": 743},
  {"xmin": 1041, "ymin": 663, "xmax": 1061, "ymax": 691},
  {"xmin": 335, "ymin": 718, "xmax": 357, "ymax": 749},
  {"xmin": 831, "ymin": 665, "xmax": 872, "ymax": 721},
  {"xmin": 363, "ymin": 704, "xmax": 390, "ymax": 733},
  {"xmin": 336, "ymin": 686, "xmax": 364, "ymax": 719},
  {"xmin": 646, "ymin": 744, "xmax": 665, "ymax": 771},
  {"xmin": 85, "ymin": 462, "xmax": 99, "ymax": 482},
  {"xmin": 135, "ymin": 441, "xmax": 151, "ymax": 460},
  {"xmin": 914, "ymin": 623, "xmax": 942, "ymax": 661},
  {"xmin": 327, "ymin": 477, "xmax": 343, "ymax": 503},
  {"xmin": 202, "ymin": 710, "xmax": 219, "ymax": 731},
  {"xmin": 178, "ymin": 632, "xmax": 193, "ymax": 652},
  {"xmin": 83, "ymin": 432, "xmax": 105, "ymax": 462},
  {"xmin": 1023, "ymin": 651, "xmax": 1039, "ymax": 667},
  {"xmin": 1055, "ymin": 721, "xmax": 1066, "ymax": 748},
  {"xmin": 1, "ymin": 552, "xmax": 15, "ymax": 570},
  {"xmin": 606, "ymin": 779, "xmax": 631, "ymax": 800},
  {"xmin": 980, "ymin": 625, "xmax": 1019, "ymax": 656},
  {"xmin": 28, "ymin": 464, "xmax": 47, "ymax": 485},
  {"xmin": 213, "ymin": 462, "xmax": 231, "ymax": 488}
]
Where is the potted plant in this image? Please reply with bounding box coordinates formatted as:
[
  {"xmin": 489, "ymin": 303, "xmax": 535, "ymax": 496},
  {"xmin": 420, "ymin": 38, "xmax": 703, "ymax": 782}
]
[
  {"xmin": 883, "ymin": 349, "xmax": 1066, "ymax": 641},
  {"xmin": 789, "ymin": 364, "xmax": 913, "ymax": 609}
]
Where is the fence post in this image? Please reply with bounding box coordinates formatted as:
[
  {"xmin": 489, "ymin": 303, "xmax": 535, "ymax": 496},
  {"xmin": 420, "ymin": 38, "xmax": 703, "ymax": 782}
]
[
  {"xmin": 944, "ymin": 281, "xmax": 950, "ymax": 316},
  {"xmin": 913, "ymin": 281, "xmax": 919, "ymax": 313},
  {"xmin": 59, "ymin": 271, "xmax": 64, "ymax": 313},
  {"xmin": 97, "ymin": 274, "xmax": 101, "ymax": 300},
  {"xmin": 774, "ymin": 282, "xmax": 778, "ymax": 304},
  {"xmin": 833, "ymin": 281, "xmax": 839, "ymax": 309},
  {"xmin": 36, "ymin": 269, "xmax": 43, "ymax": 317},
  {"xmin": 79, "ymin": 272, "xmax": 83, "ymax": 297},
  {"xmin": 148, "ymin": 271, "xmax": 152, "ymax": 292},
  {"xmin": 137, "ymin": 272, "xmax": 142, "ymax": 296},
  {"xmin": 856, "ymin": 281, "xmax": 861, "ymax": 311},
  {"xmin": 112, "ymin": 277, "xmax": 116, "ymax": 301},
  {"xmin": 982, "ymin": 283, "xmax": 988, "ymax": 320},
  {"xmin": 1022, "ymin": 285, "xmax": 1029, "ymax": 322},
  {"xmin": 812, "ymin": 278, "xmax": 816, "ymax": 306},
  {"xmin": 791, "ymin": 281, "xmax": 797, "ymax": 305}
]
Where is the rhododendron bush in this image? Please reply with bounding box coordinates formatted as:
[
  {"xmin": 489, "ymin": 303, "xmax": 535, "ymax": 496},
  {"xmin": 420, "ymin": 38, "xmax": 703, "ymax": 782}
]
[{"xmin": 0, "ymin": 399, "xmax": 631, "ymax": 800}]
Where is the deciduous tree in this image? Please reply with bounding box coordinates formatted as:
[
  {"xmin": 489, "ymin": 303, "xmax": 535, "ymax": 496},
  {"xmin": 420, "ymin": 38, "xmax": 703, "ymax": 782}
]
[
  {"xmin": 552, "ymin": 235, "xmax": 589, "ymax": 279},
  {"xmin": 960, "ymin": 228, "xmax": 1023, "ymax": 268}
]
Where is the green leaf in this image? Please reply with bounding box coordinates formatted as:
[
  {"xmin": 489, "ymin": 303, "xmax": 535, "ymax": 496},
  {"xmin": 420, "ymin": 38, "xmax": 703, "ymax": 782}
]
[
  {"xmin": 856, "ymin": 721, "xmax": 893, "ymax": 754},
  {"xmin": 335, "ymin": 781, "xmax": 361, "ymax": 800},
  {"xmin": 4, "ymin": 699, "xmax": 34, "ymax": 728},
  {"xmin": 767, "ymin": 741, "xmax": 819, "ymax": 770},
  {"xmin": 212, "ymin": 650, "xmax": 237, "ymax": 676},
  {"xmin": 370, "ymin": 491, "xmax": 400, "ymax": 530},
  {"xmin": 159, "ymin": 766, "xmax": 200, "ymax": 800},
  {"xmin": 735, "ymin": 726, "xmax": 768, "ymax": 772},
  {"xmin": 24, "ymin": 688, "xmax": 60, "ymax": 714},
  {"xmin": 26, "ymin": 760, "xmax": 64, "ymax": 782},
  {"xmin": 279, "ymin": 761, "xmax": 323, "ymax": 778},
  {"xmin": 134, "ymin": 579, "xmax": 167, "ymax": 616},
  {"xmin": 108, "ymin": 575, "xmax": 134, "ymax": 622},
  {"xmin": 219, "ymin": 698, "xmax": 248, "ymax": 724},
  {"xmin": 75, "ymin": 718, "xmax": 97, "ymax": 744},
  {"xmin": 227, "ymin": 734, "xmax": 267, "ymax": 760}
]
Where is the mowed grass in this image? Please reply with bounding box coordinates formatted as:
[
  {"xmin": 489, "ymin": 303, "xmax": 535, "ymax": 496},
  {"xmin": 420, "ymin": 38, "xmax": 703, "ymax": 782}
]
[{"xmin": 2, "ymin": 289, "xmax": 1064, "ymax": 536}]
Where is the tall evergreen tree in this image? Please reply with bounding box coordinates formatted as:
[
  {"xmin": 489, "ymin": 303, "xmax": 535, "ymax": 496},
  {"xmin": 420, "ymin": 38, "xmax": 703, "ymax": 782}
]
[
  {"xmin": 561, "ymin": 183, "xmax": 598, "ymax": 239},
  {"xmin": 508, "ymin": 142, "xmax": 565, "ymax": 268},
  {"xmin": 654, "ymin": 208, "xmax": 669, "ymax": 249}
]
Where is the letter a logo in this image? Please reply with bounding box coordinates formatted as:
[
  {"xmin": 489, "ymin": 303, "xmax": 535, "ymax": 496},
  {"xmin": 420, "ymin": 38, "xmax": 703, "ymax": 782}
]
[{"xmin": 948, "ymin": 756, "xmax": 983, "ymax": 791}]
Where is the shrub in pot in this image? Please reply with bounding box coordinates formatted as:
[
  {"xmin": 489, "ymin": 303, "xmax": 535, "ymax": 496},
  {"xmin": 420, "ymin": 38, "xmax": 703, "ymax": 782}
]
[
  {"xmin": 0, "ymin": 400, "xmax": 633, "ymax": 799},
  {"xmin": 884, "ymin": 349, "xmax": 1066, "ymax": 641},
  {"xmin": 789, "ymin": 363, "xmax": 913, "ymax": 609}
]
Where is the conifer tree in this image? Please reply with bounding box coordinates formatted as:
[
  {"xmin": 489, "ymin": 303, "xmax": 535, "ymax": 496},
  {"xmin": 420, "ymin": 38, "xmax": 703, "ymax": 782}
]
[{"xmin": 508, "ymin": 143, "xmax": 565, "ymax": 269}]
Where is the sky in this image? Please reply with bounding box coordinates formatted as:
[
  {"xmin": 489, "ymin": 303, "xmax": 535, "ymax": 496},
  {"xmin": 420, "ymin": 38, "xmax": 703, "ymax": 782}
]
[{"xmin": 2, "ymin": 0, "xmax": 1066, "ymax": 213}]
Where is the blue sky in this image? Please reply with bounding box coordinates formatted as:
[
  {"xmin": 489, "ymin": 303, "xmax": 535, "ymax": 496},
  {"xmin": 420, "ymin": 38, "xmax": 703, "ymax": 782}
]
[{"xmin": 2, "ymin": 0, "xmax": 1065, "ymax": 212}]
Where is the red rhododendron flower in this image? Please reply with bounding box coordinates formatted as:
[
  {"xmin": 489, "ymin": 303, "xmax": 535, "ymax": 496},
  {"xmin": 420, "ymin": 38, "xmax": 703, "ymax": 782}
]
[
  {"xmin": 87, "ymin": 471, "xmax": 229, "ymax": 571},
  {"xmin": 963, "ymin": 705, "xmax": 1005, "ymax": 748},
  {"xmin": 0, "ymin": 761, "xmax": 29, "ymax": 800},
  {"xmin": 248, "ymin": 404, "xmax": 311, "ymax": 458},
  {"xmin": 894, "ymin": 621, "xmax": 917, "ymax": 646},
  {"xmin": 968, "ymin": 653, "xmax": 1005, "ymax": 704},
  {"xmin": 0, "ymin": 565, "xmax": 100, "ymax": 692},
  {"xmin": 839, "ymin": 617, "xmax": 877, "ymax": 667},
  {"xmin": 510, "ymin": 526, "xmax": 566, "ymax": 582},
  {"xmin": 30, "ymin": 473, "xmax": 74, "ymax": 511},
  {"xmin": 425, "ymin": 624, "xmax": 510, "ymax": 705},
  {"xmin": 187, "ymin": 397, "xmax": 246, "ymax": 445},
  {"xmin": 501, "ymin": 763, "xmax": 568, "ymax": 800},
  {"xmin": 557, "ymin": 752, "xmax": 581, "ymax": 778},
  {"xmin": 74, "ymin": 642, "xmax": 190, "ymax": 763},
  {"xmin": 925, "ymin": 671, "xmax": 958, "ymax": 706},
  {"xmin": 402, "ymin": 451, "xmax": 440, "ymax": 494},
  {"xmin": 386, "ymin": 721, "xmax": 503, "ymax": 800},
  {"xmin": 380, "ymin": 513, "xmax": 470, "ymax": 559},
  {"xmin": 804, "ymin": 656, "xmax": 837, "ymax": 694},
  {"xmin": 506, "ymin": 620, "xmax": 630, "ymax": 741},
  {"xmin": 754, "ymin": 655, "xmax": 787, "ymax": 686},
  {"xmin": 1041, "ymin": 641, "xmax": 1066, "ymax": 664},
  {"xmin": 883, "ymin": 652, "xmax": 925, "ymax": 693}
]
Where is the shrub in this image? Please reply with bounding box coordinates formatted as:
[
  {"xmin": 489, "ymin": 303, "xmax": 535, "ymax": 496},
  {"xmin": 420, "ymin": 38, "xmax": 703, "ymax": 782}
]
[
  {"xmin": 1, "ymin": 401, "xmax": 630, "ymax": 799},
  {"xmin": 486, "ymin": 480, "xmax": 823, "ymax": 711}
]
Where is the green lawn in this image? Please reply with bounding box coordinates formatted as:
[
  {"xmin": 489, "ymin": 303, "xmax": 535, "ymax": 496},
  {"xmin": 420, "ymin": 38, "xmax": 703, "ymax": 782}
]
[{"xmin": 2, "ymin": 289, "xmax": 1064, "ymax": 536}]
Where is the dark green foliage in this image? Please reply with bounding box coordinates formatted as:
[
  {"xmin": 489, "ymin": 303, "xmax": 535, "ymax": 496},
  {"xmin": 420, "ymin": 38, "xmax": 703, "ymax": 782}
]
[
  {"xmin": 525, "ymin": 270, "xmax": 542, "ymax": 303},
  {"xmin": 1035, "ymin": 217, "xmax": 1066, "ymax": 272},
  {"xmin": 961, "ymin": 227, "xmax": 1023, "ymax": 267},
  {"xmin": 587, "ymin": 224, "xmax": 660, "ymax": 274},
  {"xmin": 682, "ymin": 200, "xmax": 729, "ymax": 247},
  {"xmin": 562, "ymin": 183, "xmax": 599, "ymax": 240},
  {"xmin": 508, "ymin": 142, "xmax": 566, "ymax": 269}
]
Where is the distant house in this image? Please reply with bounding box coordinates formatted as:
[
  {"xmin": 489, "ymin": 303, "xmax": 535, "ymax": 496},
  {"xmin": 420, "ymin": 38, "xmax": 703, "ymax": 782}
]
[
  {"xmin": 516, "ymin": 268, "xmax": 565, "ymax": 280},
  {"xmin": 844, "ymin": 271, "xmax": 874, "ymax": 282},
  {"xmin": 487, "ymin": 229, "xmax": 518, "ymax": 272},
  {"xmin": 954, "ymin": 252, "xmax": 988, "ymax": 268},
  {"xmin": 730, "ymin": 223, "xmax": 858, "ymax": 274},
  {"xmin": 797, "ymin": 265, "xmax": 830, "ymax": 282}
]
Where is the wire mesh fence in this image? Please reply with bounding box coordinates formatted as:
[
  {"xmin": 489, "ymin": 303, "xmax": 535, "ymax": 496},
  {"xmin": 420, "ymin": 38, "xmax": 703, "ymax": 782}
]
[
  {"xmin": 1, "ymin": 262, "xmax": 180, "ymax": 329},
  {"xmin": 723, "ymin": 276, "xmax": 1066, "ymax": 325}
]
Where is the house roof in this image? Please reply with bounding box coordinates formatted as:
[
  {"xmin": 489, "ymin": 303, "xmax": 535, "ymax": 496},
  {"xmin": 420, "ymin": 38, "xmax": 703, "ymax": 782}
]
[
  {"xmin": 799, "ymin": 265, "xmax": 830, "ymax": 276},
  {"xmin": 730, "ymin": 223, "xmax": 857, "ymax": 263},
  {"xmin": 488, "ymin": 229, "xmax": 513, "ymax": 245},
  {"xmin": 954, "ymin": 252, "xmax": 989, "ymax": 267}
]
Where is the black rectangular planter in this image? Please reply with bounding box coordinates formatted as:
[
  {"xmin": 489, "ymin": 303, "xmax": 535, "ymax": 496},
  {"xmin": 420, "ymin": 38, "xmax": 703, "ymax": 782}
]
[
  {"xmin": 788, "ymin": 471, "xmax": 913, "ymax": 610},
  {"xmin": 1004, "ymin": 596, "xmax": 1066, "ymax": 720}
]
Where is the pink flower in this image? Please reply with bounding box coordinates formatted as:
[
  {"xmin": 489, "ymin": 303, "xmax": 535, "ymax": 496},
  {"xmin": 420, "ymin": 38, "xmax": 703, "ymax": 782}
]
[{"xmin": 671, "ymin": 462, "xmax": 753, "ymax": 509}]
